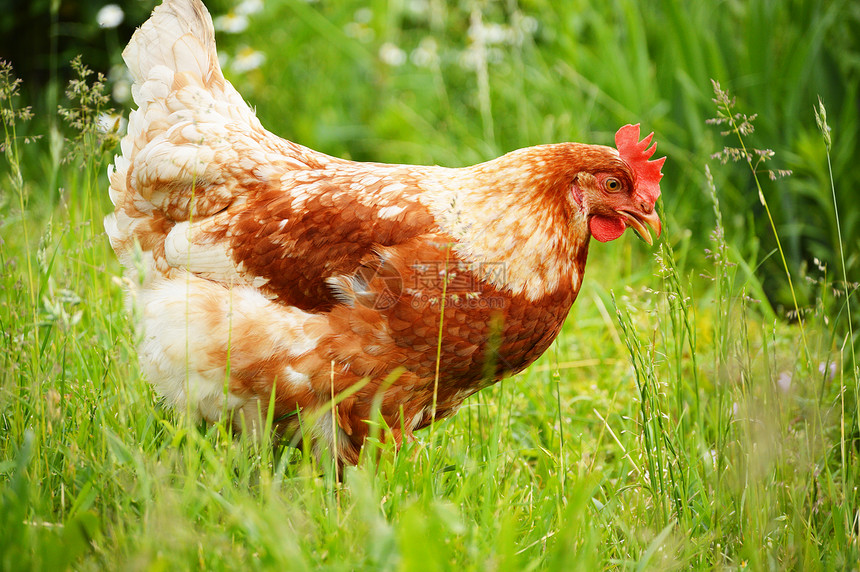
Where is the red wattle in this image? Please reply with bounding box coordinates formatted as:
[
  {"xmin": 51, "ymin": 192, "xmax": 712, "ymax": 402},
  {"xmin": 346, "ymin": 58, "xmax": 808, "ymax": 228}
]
[{"xmin": 589, "ymin": 215, "xmax": 626, "ymax": 242}]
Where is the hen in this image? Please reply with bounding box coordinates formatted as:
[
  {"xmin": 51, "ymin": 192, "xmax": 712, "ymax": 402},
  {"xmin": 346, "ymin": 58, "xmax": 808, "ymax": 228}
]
[{"xmin": 106, "ymin": 0, "xmax": 665, "ymax": 466}]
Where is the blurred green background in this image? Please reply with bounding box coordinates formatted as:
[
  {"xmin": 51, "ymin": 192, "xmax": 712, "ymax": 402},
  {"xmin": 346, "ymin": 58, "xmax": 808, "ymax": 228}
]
[
  {"xmin": 2, "ymin": 2, "xmax": 859, "ymax": 568},
  {"xmin": 2, "ymin": 0, "xmax": 859, "ymax": 313}
]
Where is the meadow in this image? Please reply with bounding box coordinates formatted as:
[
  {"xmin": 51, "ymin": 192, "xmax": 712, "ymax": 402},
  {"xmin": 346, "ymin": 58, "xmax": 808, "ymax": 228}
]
[{"xmin": 1, "ymin": 0, "xmax": 858, "ymax": 569}]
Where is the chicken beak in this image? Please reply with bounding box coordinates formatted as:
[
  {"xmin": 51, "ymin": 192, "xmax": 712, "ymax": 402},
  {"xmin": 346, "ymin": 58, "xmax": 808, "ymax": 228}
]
[{"xmin": 619, "ymin": 209, "xmax": 661, "ymax": 246}]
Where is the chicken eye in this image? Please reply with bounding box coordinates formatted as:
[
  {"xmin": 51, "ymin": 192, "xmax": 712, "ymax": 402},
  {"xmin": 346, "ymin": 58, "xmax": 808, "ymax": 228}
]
[{"xmin": 604, "ymin": 177, "xmax": 622, "ymax": 192}]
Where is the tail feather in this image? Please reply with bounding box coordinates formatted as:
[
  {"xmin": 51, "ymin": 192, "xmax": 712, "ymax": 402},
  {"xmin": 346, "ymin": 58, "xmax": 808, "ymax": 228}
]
[
  {"xmin": 106, "ymin": 0, "xmax": 263, "ymax": 277},
  {"xmin": 106, "ymin": 0, "xmax": 332, "ymax": 285},
  {"xmin": 123, "ymin": 0, "xmax": 217, "ymax": 87}
]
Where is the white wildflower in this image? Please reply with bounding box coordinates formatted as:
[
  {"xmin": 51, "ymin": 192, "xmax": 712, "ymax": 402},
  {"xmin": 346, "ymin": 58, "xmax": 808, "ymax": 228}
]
[
  {"xmin": 112, "ymin": 80, "xmax": 131, "ymax": 104},
  {"xmin": 344, "ymin": 22, "xmax": 374, "ymax": 43},
  {"xmin": 469, "ymin": 17, "xmax": 513, "ymax": 46},
  {"xmin": 354, "ymin": 7, "xmax": 373, "ymax": 24},
  {"xmin": 485, "ymin": 23, "xmax": 513, "ymax": 45},
  {"xmin": 379, "ymin": 42, "xmax": 407, "ymax": 67},
  {"xmin": 518, "ymin": 15, "xmax": 538, "ymax": 35},
  {"xmin": 818, "ymin": 361, "xmax": 837, "ymax": 381},
  {"xmin": 777, "ymin": 371, "xmax": 792, "ymax": 392},
  {"xmin": 406, "ymin": 0, "xmax": 430, "ymax": 18},
  {"xmin": 411, "ymin": 37, "xmax": 438, "ymax": 67},
  {"xmin": 108, "ymin": 64, "xmax": 132, "ymax": 104},
  {"xmin": 214, "ymin": 12, "xmax": 249, "ymax": 34},
  {"xmin": 97, "ymin": 4, "xmax": 124, "ymax": 29},
  {"xmin": 97, "ymin": 112, "xmax": 127, "ymax": 136},
  {"xmin": 230, "ymin": 47, "xmax": 265, "ymax": 73},
  {"xmin": 236, "ymin": 0, "xmax": 263, "ymax": 16}
]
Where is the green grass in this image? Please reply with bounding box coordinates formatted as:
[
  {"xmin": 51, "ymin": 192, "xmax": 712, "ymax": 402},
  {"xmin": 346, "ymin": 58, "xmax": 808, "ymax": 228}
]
[{"xmin": 2, "ymin": 0, "xmax": 859, "ymax": 570}]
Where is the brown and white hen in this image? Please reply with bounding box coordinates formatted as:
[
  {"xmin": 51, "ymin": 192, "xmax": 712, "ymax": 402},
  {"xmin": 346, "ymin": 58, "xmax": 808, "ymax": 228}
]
[{"xmin": 106, "ymin": 0, "xmax": 665, "ymax": 465}]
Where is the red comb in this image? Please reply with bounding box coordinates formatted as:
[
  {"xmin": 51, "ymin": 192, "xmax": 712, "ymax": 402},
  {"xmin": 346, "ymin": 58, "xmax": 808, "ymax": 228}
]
[{"xmin": 615, "ymin": 124, "xmax": 665, "ymax": 203}]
